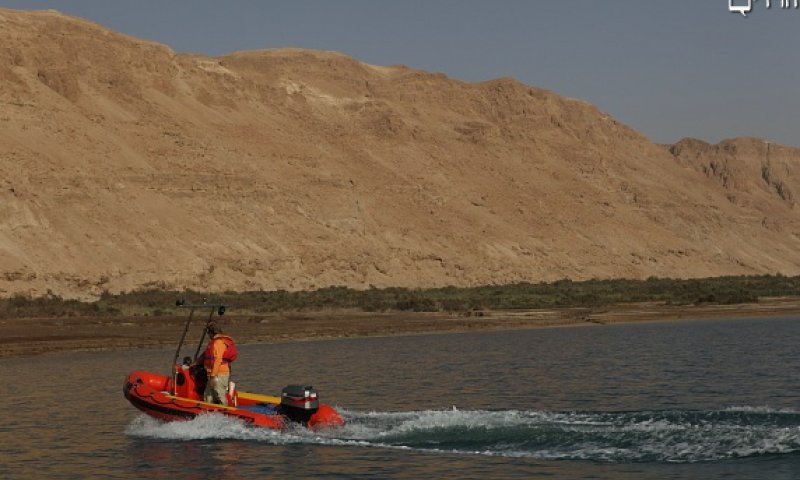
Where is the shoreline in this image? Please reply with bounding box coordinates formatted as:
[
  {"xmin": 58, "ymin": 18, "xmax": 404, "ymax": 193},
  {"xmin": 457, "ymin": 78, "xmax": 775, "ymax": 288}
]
[{"xmin": 1, "ymin": 297, "xmax": 799, "ymax": 358}]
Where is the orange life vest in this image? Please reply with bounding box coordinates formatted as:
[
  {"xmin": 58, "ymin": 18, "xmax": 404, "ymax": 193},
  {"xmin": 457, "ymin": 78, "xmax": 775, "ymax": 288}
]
[{"xmin": 202, "ymin": 334, "xmax": 238, "ymax": 370}]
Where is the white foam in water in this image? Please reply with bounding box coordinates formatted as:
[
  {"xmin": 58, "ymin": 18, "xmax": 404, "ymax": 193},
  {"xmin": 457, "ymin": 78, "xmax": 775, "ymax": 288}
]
[
  {"xmin": 126, "ymin": 412, "xmax": 380, "ymax": 449},
  {"xmin": 126, "ymin": 407, "xmax": 800, "ymax": 463},
  {"xmin": 724, "ymin": 405, "xmax": 799, "ymax": 414},
  {"xmin": 353, "ymin": 408, "xmax": 535, "ymax": 436},
  {"xmin": 126, "ymin": 413, "xmax": 284, "ymax": 442}
]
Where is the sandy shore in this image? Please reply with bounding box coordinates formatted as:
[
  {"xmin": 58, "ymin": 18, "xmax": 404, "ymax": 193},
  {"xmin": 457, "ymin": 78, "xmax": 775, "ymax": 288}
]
[{"xmin": 2, "ymin": 297, "xmax": 799, "ymax": 358}]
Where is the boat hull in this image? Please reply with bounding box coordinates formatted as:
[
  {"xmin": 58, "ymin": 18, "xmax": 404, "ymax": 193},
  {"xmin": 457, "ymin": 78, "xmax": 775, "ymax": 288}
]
[{"xmin": 123, "ymin": 370, "xmax": 344, "ymax": 430}]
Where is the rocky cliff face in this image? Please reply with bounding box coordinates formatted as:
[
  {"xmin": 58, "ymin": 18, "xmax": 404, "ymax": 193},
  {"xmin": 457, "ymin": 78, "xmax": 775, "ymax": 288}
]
[
  {"xmin": 669, "ymin": 137, "xmax": 799, "ymax": 205},
  {"xmin": 1, "ymin": 8, "xmax": 799, "ymax": 299}
]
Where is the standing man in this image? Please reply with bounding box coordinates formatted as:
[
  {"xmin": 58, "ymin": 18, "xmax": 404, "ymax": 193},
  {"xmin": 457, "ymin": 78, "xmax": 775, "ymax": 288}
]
[{"xmin": 201, "ymin": 321, "xmax": 237, "ymax": 405}]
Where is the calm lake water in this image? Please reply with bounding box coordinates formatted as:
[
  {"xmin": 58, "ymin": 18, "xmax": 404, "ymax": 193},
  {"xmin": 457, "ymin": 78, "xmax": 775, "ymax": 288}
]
[{"xmin": 2, "ymin": 316, "xmax": 800, "ymax": 479}]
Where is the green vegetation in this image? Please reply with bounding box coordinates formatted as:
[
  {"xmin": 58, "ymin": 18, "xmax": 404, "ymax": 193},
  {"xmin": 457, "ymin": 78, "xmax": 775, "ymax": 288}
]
[{"xmin": 1, "ymin": 274, "xmax": 798, "ymax": 319}]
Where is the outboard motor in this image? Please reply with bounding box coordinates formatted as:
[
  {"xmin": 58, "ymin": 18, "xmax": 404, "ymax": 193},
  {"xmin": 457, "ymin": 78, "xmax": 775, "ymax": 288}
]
[{"xmin": 279, "ymin": 385, "xmax": 319, "ymax": 424}]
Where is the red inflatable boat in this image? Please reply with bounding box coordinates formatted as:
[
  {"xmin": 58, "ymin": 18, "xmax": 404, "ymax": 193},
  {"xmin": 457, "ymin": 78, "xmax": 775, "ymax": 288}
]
[
  {"xmin": 123, "ymin": 369, "xmax": 343, "ymax": 429},
  {"xmin": 123, "ymin": 301, "xmax": 344, "ymax": 430}
]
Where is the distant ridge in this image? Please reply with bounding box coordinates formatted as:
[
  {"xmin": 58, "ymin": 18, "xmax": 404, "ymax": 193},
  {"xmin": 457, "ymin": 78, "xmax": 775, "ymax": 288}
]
[{"xmin": 1, "ymin": 8, "xmax": 799, "ymax": 298}]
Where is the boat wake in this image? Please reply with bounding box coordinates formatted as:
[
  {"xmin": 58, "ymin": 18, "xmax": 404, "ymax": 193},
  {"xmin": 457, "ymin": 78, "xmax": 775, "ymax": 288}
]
[{"xmin": 126, "ymin": 406, "xmax": 800, "ymax": 463}]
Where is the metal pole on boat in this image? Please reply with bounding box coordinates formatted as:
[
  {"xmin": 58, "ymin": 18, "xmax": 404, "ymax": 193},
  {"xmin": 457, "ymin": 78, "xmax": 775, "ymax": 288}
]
[
  {"xmin": 171, "ymin": 299, "xmax": 195, "ymax": 394},
  {"xmin": 193, "ymin": 307, "xmax": 217, "ymax": 361},
  {"xmin": 170, "ymin": 300, "xmax": 227, "ymax": 394}
]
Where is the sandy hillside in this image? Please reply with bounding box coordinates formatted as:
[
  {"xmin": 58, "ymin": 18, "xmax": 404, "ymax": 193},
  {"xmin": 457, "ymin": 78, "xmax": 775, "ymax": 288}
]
[{"xmin": 0, "ymin": 8, "xmax": 799, "ymax": 299}]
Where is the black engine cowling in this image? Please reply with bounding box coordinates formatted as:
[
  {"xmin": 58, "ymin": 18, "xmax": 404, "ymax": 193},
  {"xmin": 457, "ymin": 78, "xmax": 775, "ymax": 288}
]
[{"xmin": 279, "ymin": 385, "xmax": 319, "ymax": 424}]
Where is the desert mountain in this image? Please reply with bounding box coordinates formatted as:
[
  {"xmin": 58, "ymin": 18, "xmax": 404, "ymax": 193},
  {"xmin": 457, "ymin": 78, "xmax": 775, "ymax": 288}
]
[{"xmin": 1, "ymin": 8, "xmax": 799, "ymax": 299}]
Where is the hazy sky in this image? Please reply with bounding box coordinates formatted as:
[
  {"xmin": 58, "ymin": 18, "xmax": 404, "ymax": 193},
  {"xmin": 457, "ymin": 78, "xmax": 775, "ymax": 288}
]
[{"xmin": 2, "ymin": 1, "xmax": 798, "ymax": 146}]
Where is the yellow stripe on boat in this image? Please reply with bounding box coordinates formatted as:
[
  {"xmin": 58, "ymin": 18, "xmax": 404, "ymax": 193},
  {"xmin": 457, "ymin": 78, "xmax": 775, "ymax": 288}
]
[
  {"xmin": 237, "ymin": 391, "xmax": 281, "ymax": 404},
  {"xmin": 163, "ymin": 391, "xmax": 281, "ymax": 409},
  {"xmin": 164, "ymin": 394, "xmax": 242, "ymax": 411}
]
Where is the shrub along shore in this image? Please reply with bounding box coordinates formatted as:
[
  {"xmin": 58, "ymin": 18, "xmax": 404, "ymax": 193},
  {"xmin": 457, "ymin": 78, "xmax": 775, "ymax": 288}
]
[
  {"xmin": 2, "ymin": 274, "xmax": 800, "ymax": 358},
  {"xmin": 1, "ymin": 274, "xmax": 798, "ymax": 318}
]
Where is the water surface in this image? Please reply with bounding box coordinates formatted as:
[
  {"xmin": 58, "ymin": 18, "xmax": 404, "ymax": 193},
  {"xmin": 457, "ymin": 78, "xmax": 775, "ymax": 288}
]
[{"xmin": 2, "ymin": 316, "xmax": 800, "ymax": 479}]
